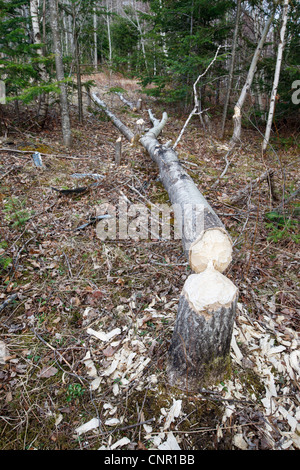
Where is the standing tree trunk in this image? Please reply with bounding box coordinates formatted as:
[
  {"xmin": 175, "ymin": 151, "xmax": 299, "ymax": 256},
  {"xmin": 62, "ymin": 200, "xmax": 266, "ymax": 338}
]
[
  {"xmin": 93, "ymin": 6, "xmax": 98, "ymax": 69},
  {"xmin": 72, "ymin": 4, "xmax": 83, "ymax": 124},
  {"xmin": 230, "ymin": 9, "xmax": 275, "ymax": 146},
  {"xmin": 49, "ymin": 0, "xmax": 72, "ymax": 147},
  {"xmin": 262, "ymin": 0, "xmax": 289, "ymax": 153},
  {"xmin": 30, "ymin": 0, "xmax": 49, "ymax": 125},
  {"xmin": 220, "ymin": 0, "xmax": 241, "ymax": 139},
  {"xmin": 106, "ymin": 0, "xmax": 112, "ymax": 67}
]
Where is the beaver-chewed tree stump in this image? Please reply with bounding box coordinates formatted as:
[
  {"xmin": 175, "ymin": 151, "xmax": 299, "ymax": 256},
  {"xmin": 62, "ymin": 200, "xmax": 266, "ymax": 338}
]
[{"xmin": 91, "ymin": 95, "xmax": 238, "ymax": 391}]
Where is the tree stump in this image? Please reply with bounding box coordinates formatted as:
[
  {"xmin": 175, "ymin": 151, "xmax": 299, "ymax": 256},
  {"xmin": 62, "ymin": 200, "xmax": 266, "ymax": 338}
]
[{"xmin": 167, "ymin": 262, "xmax": 238, "ymax": 391}]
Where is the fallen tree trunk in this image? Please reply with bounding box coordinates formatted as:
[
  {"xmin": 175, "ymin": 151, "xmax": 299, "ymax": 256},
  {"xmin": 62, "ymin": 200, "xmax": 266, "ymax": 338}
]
[
  {"xmin": 92, "ymin": 94, "xmax": 238, "ymax": 390},
  {"xmin": 140, "ymin": 110, "xmax": 233, "ymax": 274}
]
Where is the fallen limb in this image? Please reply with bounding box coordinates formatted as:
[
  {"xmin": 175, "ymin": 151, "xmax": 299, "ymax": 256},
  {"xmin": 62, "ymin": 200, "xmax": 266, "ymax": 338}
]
[
  {"xmin": 0, "ymin": 148, "xmax": 92, "ymax": 160},
  {"xmin": 91, "ymin": 93, "xmax": 134, "ymax": 142},
  {"xmin": 230, "ymin": 169, "xmax": 275, "ymax": 204},
  {"xmin": 274, "ymin": 186, "xmax": 300, "ymax": 213},
  {"xmin": 51, "ymin": 181, "xmax": 99, "ymax": 196},
  {"xmin": 115, "ymin": 92, "xmax": 136, "ymax": 111},
  {"xmin": 173, "ymin": 46, "xmax": 221, "ymax": 150}
]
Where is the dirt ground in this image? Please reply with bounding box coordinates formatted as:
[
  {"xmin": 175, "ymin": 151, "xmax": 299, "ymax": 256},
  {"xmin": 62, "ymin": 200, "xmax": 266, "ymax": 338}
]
[{"xmin": 0, "ymin": 71, "xmax": 299, "ymax": 450}]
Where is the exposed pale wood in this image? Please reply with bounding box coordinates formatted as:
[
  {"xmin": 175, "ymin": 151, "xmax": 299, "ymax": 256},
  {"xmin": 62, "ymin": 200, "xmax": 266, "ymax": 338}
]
[
  {"xmin": 140, "ymin": 109, "xmax": 233, "ymax": 273},
  {"xmin": 115, "ymin": 137, "xmax": 122, "ymax": 165}
]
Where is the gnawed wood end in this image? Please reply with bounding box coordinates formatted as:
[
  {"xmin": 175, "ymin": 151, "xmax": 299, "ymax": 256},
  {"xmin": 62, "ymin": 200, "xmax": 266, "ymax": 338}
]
[
  {"xmin": 183, "ymin": 261, "xmax": 238, "ymax": 319},
  {"xmin": 168, "ymin": 262, "xmax": 238, "ymax": 390},
  {"xmin": 189, "ymin": 228, "xmax": 232, "ymax": 273}
]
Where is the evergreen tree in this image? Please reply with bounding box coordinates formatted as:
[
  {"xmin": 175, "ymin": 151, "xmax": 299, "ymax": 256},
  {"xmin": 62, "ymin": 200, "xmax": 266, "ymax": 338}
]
[
  {"xmin": 140, "ymin": 0, "xmax": 234, "ymax": 106},
  {"xmin": 0, "ymin": 0, "xmax": 58, "ymax": 121}
]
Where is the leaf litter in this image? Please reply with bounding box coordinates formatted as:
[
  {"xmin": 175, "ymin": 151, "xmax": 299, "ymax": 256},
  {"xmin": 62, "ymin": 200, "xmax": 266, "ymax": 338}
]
[{"xmin": 0, "ymin": 71, "xmax": 299, "ymax": 450}]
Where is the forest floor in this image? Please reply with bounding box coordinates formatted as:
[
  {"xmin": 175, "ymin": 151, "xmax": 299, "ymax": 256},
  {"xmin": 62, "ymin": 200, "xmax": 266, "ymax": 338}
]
[{"xmin": 0, "ymin": 71, "xmax": 299, "ymax": 451}]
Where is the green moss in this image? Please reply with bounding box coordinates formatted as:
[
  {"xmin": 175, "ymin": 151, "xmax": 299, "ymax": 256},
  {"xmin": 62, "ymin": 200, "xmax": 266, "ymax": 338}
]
[{"xmin": 18, "ymin": 144, "xmax": 53, "ymax": 154}]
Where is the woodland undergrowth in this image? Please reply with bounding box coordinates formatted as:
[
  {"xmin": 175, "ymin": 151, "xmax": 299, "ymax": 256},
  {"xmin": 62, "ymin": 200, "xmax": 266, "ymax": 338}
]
[{"xmin": 0, "ymin": 73, "xmax": 299, "ymax": 451}]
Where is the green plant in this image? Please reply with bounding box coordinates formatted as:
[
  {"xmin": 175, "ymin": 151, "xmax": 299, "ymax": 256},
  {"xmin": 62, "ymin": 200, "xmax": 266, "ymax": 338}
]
[
  {"xmin": 0, "ymin": 240, "xmax": 12, "ymax": 271},
  {"xmin": 4, "ymin": 197, "xmax": 33, "ymax": 229},
  {"xmin": 66, "ymin": 383, "xmax": 85, "ymax": 403},
  {"xmin": 265, "ymin": 211, "xmax": 299, "ymax": 243}
]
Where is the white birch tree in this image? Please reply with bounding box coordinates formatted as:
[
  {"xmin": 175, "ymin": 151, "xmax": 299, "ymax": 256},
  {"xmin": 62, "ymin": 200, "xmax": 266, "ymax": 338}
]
[
  {"xmin": 49, "ymin": 0, "xmax": 72, "ymax": 147},
  {"xmin": 220, "ymin": 0, "xmax": 241, "ymax": 139},
  {"xmin": 93, "ymin": 5, "xmax": 98, "ymax": 68},
  {"xmin": 230, "ymin": 8, "xmax": 275, "ymax": 146},
  {"xmin": 262, "ymin": 0, "xmax": 289, "ymax": 153},
  {"xmin": 30, "ymin": 0, "xmax": 49, "ymax": 123}
]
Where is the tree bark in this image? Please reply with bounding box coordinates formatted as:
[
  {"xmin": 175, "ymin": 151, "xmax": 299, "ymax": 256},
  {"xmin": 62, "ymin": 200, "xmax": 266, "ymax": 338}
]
[
  {"xmin": 73, "ymin": 11, "xmax": 83, "ymax": 123},
  {"xmin": 262, "ymin": 0, "xmax": 289, "ymax": 153},
  {"xmin": 49, "ymin": 0, "xmax": 72, "ymax": 147},
  {"xmin": 93, "ymin": 6, "xmax": 98, "ymax": 69},
  {"xmin": 106, "ymin": 0, "xmax": 112, "ymax": 66},
  {"xmin": 30, "ymin": 0, "xmax": 49, "ymax": 124},
  {"xmin": 140, "ymin": 110, "xmax": 233, "ymax": 273},
  {"xmin": 140, "ymin": 110, "xmax": 238, "ymax": 390},
  {"xmin": 220, "ymin": 0, "xmax": 241, "ymax": 139},
  {"xmin": 230, "ymin": 9, "xmax": 275, "ymax": 146},
  {"xmin": 168, "ymin": 266, "xmax": 238, "ymax": 391}
]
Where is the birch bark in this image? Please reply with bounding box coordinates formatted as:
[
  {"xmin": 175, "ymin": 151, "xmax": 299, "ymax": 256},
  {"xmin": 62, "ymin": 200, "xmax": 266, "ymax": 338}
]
[
  {"xmin": 230, "ymin": 9, "xmax": 275, "ymax": 146},
  {"xmin": 93, "ymin": 6, "xmax": 98, "ymax": 69},
  {"xmin": 49, "ymin": 0, "xmax": 72, "ymax": 147},
  {"xmin": 262, "ymin": 0, "xmax": 289, "ymax": 153},
  {"xmin": 30, "ymin": 0, "xmax": 49, "ymax": 124}
]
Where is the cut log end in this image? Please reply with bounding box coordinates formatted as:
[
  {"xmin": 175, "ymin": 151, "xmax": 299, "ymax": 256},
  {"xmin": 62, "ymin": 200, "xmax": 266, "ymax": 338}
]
[
  {"xmin": 183, "ymin": 263, "xmax": 238, "ymax": 317},
  {"xmin": 189, "ymin": 228, "xmax": 232, "ymax": 273}
]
